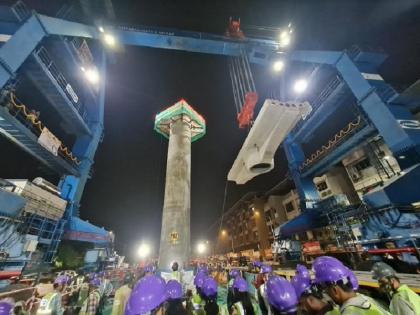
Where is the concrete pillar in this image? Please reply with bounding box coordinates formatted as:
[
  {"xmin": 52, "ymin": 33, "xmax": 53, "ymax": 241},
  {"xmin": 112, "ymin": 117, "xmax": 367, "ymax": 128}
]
[{"xmin": 158, "ymin": 119, "xmax": 191, "ymax": 269}]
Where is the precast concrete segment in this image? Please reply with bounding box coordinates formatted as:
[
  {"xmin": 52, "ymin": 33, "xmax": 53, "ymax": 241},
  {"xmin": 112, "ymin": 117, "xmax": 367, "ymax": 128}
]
[{"xmin": 158, "ymin": 119, "xmax": 192, "ymax": 269}]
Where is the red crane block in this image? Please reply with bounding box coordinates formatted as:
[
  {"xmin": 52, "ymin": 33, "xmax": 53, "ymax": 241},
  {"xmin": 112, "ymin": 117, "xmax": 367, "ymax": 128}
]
[{"xmin": 237, "ymin": 92, "xmax": 258, "ymax": 128}]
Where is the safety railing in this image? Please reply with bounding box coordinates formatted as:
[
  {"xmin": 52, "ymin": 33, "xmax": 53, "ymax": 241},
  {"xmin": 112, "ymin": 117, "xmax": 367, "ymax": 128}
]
[
  {"xmin": 11, "ymin": 0, "xmax": 31, "ymax": 22},
  {"xmin": 300, "ymin": 115, "xmax": 364, "ymax": 170},
  {"xmin": 293, "ymin": 75, "xmax": 343, "ymax": 133},
  {"xmin": 34, "ymin": 47, "xmax": 88, "ymax": 123}
]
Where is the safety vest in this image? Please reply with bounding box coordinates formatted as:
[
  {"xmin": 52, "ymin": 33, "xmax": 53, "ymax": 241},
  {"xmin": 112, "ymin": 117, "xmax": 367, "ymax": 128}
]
[
  {"xmin": 340, "ymin": 294, "xmax": 391, "ymax": 315},
  {"xmin": 37, "ymin": 292, "xmax": 62, "ymax": 315},
  {"xmin": 172, "ymin": 270, "xmax": 182, "ymax": 282},
  {"xmin": 390, "ymin": 284, "xmax": 420, "ymax": 315},
  {"xmin": 192, "ymin": 294, "xmax": 206, "ymax": 315}
]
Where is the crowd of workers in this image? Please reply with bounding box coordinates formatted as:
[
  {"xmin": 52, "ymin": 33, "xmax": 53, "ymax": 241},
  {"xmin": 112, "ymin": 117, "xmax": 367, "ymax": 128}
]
[{"xmin": 0, "ymin": 256, "xmax": 419, "ymax": 315}]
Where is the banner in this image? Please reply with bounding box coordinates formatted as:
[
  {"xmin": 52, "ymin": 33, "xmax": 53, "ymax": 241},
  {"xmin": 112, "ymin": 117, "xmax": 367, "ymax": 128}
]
[{"xmin": 38, "ymin": 127, "xmax": 61, "ymax": 156}]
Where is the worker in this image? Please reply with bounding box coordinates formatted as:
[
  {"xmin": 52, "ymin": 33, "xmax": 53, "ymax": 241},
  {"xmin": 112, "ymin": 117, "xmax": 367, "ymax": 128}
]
[
  {"xmin": 253, "ymin": 262, "xmax": 264, "ymax": 290},
  {"xmin": 266, "ymin": 275, "xmax": 298, "ymax": 315},
  {"xmin": 171, "ymin": 261, "xmax": 183, "ymax": 282},
  {"xmin": 313, "ymin": 256, "xmax": 391, "ymax": 315},
  {"xmin": 99, "ymin": 272, "xmax": 113, "ymax": 309},
  {"xmin": 76, "ymin": 277, "xmax": 90, "ymax": 312},
  {"xmin": 192, "ymin": 272, "xmax": 207, "ymax": 314},
  {"xmin": 201, "ymin": 277, "xmax": 228, "ymax": 315},
  {"xmin": 37, "ymin": 275, "xmax": 66, "ymax": 315},
  {"xmin": 257, "ymin": 265, "xmax": 272, "ymax": 315},
  {"xmin": 371, "ymin": 261, "xmax": 420, "ymax": 315},
  {"xmin": 76, "ymin": 271, "xmax": 86, "ymax": 286},
  {"xmin": 231, "ymin": 277, "xmax": 262, "ymax": 315},
  {"xmin": 125, "ymin": 274, "xmax": 167, "ymax": 315},
  {"xmin": 227, "ymin": 269, "xmax": 241, "ymax": 310},
  {"xmin": 0, "ymin": 300, "xmax": 14, "ymax": 315},
  {"xmin": 291, "ymin": 272, "xmax": 339, "ymax": 315},
  {"xmin": 166, "ymin": 280, "xmax": 187, "ymax": 315},
  {"xmin": 79, "ymin": 278, "xmax": 102, "ymax": 315},
  {"xmin": 145, "ymin": 264, "xmax": 156, "ymax": 276},
  {"xmin": 111, "ymin": 274, "xmax": 133, "ymax": 315},
  {"xmin": 13, "ymin": 301, "xmax": 28, "ymax": 315}
]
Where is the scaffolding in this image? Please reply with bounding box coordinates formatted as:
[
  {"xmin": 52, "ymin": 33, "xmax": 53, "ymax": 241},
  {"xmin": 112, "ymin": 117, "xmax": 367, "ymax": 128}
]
[{"xmin": 0, "ymin": 180, "xmax": 67, "ymax": 262}]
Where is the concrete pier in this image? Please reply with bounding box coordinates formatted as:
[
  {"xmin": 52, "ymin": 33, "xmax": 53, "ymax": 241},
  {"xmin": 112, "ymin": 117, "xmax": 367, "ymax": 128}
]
[{"xmin": 154, "ymin": 100, "xmax": 205, "ymax": 269}]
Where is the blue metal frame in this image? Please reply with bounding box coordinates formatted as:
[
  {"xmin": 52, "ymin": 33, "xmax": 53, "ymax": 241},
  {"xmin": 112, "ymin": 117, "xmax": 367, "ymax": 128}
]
[{"xmin": 1, "ymin": 8, "xmax": 420, "ymax": 255}]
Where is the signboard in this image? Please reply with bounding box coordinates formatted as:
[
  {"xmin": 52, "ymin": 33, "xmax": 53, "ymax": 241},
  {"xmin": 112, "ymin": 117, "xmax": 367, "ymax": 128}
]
[
  {"xmin": 38, "ymin": 127, "xmax": 61, "ymax": 156},
  {"xmin": 302, "ymin": 241, "xmax": 321, "ymax": 254},
  {"xmin": 397, "ymin": 119, "xmax": 420, "ymax": 130},
  {"xmin": 65, "ymin": 83, "xmax": 79, "ymax": 103},
  {"xmin": 169, "ymin": 231, "xmax": 179, "ymax": 245}
]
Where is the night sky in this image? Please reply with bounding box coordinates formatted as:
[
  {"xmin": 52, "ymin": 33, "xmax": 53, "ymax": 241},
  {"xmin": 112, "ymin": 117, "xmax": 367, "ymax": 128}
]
[{"xmin": 2, "ymin": 0, "xmax": 420, "ymax": 260}]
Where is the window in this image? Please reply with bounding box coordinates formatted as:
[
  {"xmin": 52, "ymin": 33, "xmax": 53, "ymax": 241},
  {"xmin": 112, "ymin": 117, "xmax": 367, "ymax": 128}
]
[
  {"xmin": 316, "ymin": 181, "xmax": 328, "ymax": 191},
  {"xmin": 353, "ymin": 158, "xmax": 371, "ymax": 172},
  {"xmin": 253, "ymin": 231, "xmax": 258, "ymax": 240},
  {"xmin": 285, "ymin": 201, "xmax": 295, "ymax": 213}
]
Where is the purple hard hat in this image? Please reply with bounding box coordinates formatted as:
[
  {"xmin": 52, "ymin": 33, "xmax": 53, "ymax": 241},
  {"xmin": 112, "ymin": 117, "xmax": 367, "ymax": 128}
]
[
  {"xmin": 233, "ymin": 277, "xmax": 248, "ymax": 292},
  {"xmin": 229, "ymin": 269, "xmax": 241, "ymax": 278},
  {"xmin": 260, "ymin": 264, "xmax": 273, "ymax": 274},
  {"xmin": 198, "ymin": 265, "xmax": 209, "ymax": 274},
  {"xmin": 202, "ymin": 277, "xmax": 218, "ymax": 297},
  {"xmin": 90, "ymin": 277, "xmax": 101, "ymax": 287},
  {"xmin": 313, "ymin": 256, "xmax": 348, "ymax": 285},
  {"xmin": 194, "ymin": 272, "xmax": 207, "ymax": 289},
  {"xmin": 0, "ymin": 301, "xmax": 13, "ymax": 315},
  {"xmin": 54, "ymin": 275, "xmax": 68, "ymax": 285},
  {"xmin": 291, "ymin": 274, "xmax": 311, "ymax": 299},
  {"xmin": 266, "ymin": 275, "xmax": 298, "ymax": 313},
  {"xmin": 166, "ymin": 280, "xmax": 183, "ymax": 300},
  {"xmin": 126, "ymin": 275, "xmax": 166, "ymax": 315},
  {"xmin": 296, "ymin": 264, "xmax": 310, "ymax": 279},
  {"xmin": 253, "ymin": 261, "xmax": 263, "ymax": 268}
]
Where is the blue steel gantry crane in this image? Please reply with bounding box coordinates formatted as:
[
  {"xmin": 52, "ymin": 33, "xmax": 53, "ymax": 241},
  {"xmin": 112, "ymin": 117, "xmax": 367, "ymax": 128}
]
[{"xmin": 0, "ymin": 0, "xmax": 420, "ymax": 271}]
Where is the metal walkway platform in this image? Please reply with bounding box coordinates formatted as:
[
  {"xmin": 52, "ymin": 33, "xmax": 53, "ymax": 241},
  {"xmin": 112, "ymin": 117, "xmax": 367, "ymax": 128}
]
[
  {"xmin": 25, "ymin": 47, "xmax": 91, "ymax": 136},
  {"xmin": 0, "ymin": 105, "xmax": 80, "ymax": 176}
]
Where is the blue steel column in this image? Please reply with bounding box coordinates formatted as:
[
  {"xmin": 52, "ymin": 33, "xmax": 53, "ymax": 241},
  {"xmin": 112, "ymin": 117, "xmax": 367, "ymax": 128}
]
[
  {"xmin": 60, "ymin": 50, "xmax": 106, "ymax": 217},
  {"xmin": 284, "ymin": 135, "xmax": 319, "ymax": 210},
  {"xmin": 0, "ymin": 15, "xmax": 46, "ymax": 88}
]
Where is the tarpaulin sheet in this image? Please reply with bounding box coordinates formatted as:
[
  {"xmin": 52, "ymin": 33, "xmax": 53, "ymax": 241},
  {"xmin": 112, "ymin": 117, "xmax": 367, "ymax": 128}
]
[
  {"xmin": 64, "ymin": 216, "xmax": 110, "ymax": 244},
  {"xmin": 276, "ymin": 210, "xmax": 327, "ymax": 238}
]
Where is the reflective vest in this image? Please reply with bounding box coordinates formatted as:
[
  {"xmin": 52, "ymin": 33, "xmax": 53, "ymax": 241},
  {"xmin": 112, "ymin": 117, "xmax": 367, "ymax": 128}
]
[
  {"xmin": 340, "ymin": 294, "xmax": 391, "ymax": 315},
  {"xmin": 37, "ymin": 292, "xmax": 62, "ymax": 315},
  {"xmin": 192, "ymin": 294, "xmax": 206, "ymax": 315},
  {"xmin": 171, "ymin": 270, "xmax": 182, "ymax": 282},
  {"xmin": 390, "ymin": 284, "xmax": 420, "ymax": 315}
]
